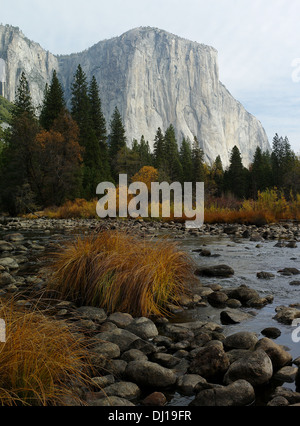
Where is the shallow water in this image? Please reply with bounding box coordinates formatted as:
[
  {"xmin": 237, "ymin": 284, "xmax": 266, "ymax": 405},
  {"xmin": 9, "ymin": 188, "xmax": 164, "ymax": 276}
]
[{"xmin": 167, "ymin": 234, "xmax": 300, "ymax": 403}]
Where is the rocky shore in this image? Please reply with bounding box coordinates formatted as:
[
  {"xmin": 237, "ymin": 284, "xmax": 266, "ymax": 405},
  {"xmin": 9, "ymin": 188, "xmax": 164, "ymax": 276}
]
[{"xmin": 0, "ymin": 216, "xmax": 300, "ymax": 406}]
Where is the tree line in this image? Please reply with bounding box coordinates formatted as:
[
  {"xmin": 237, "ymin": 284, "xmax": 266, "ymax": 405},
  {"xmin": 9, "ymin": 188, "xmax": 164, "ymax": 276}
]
[{"xmin": 0, "ymin": 66, "xmax": 299, "ymax": 215}]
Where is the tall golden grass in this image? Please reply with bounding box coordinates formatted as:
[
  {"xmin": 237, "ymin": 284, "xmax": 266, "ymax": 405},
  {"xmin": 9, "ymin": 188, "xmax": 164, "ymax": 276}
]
[
  {"xmin": 0, "ymin": 299, "xmax": 93, "ymax": 406},
  {"xmin": 204, "ymin": 189, "xmax": 300, "ymax": 225},
  {"xmin": 47, "ymin": 231, "xmax": 196, "ymax": 317},
  {"xmin": 24, "ymin": 189, "xmax": 300, "ymax": 224}
]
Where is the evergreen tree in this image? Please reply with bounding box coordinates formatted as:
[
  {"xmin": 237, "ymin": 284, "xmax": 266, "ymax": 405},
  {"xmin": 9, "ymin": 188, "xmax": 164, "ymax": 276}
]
[
  {"xmin": 0, "ymin": 72, "xmax": 39, "ymax": 214},
  {"xmin": 192, "ymin": 137, "xmax": 206, "ymax": 183},
  {"xmin": 164, "ymin": 124, "xmax": 183, "ymax": 182},
  {"xmin": 180, "ymin": 137, "xmax": 193, "ymax": 183},
  {"xmin": 88, "ymin": 76, "xmax": 111, "ymax": 181},
  {"xmin": 13, "ymin": 71, "xmax": 35, "ymax": 119},
  {"xmin": 138, "ymin": 135, "xmax": 152, "ymax": 167},
  {"xmin": 109, "ymin": 106, "xmax": 126, "ymax": 180},
  {"xmin": 153, "ymin": 127, "xmax": 166, "ymax": 170},
  {"xmin": 211, "ymin": 155, "xmax": 224, "ymax": 196},
  {"xmin": 71, "ymin": 65, "xmax": 103, "ymax": 199},
  {"xmin": 40, "ymin": 70, "xmax": 65, "ymax": 130},
  {"xmin": 224, "ymin": 145, "xmax": 247, "ymax": 199},
  {"xmin": 250, "ymin": 146, "xmax": 272, "ymax": 197}
]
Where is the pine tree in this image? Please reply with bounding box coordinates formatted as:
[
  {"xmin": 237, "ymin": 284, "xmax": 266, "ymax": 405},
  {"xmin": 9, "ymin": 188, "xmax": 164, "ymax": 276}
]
[
  {"xmin": 180, "ymin": 137, "xmax": 193, "ymax": 183},
  {"xmin": 224, "ymin": 145, "xmax": 246, "ymax": 199},
  {"xmin": 153, "ymin": 127, "xmax": 166, "ymax": 170},
  {"xmin": 250, "ymin": 146, "xmax": 272, "ymax": 197},
  {"xmin": 0, "ymin": 72, "xmax": 39, "ymax": 214},
  {"xmin": 88, "ymin": 76, "xmax": 111, "ymax": 181},
  {"xmin": 164, "ymin": 124, "xmax": 183, "ymax": 182},
  {"xmin": 109, "ymin": 106, "xmax": 126, "ymax": 180},
  {"xmin": 211, "ymin": 155, "xmax": 224, "ymax": 196},
  {"xmin": 71, "ymin": 65, "xmax": 103, "ymax": 199},
  {"xmin": 13, "ymin": 71, "xmax": 35, "ymax": 119},
  {"xmin": 40, "ymin": 70, "xmax": 65, "ymax": 130},
  {"xmin": 192, "ymin": 137, "xmax": 206, "ymax": 183}
]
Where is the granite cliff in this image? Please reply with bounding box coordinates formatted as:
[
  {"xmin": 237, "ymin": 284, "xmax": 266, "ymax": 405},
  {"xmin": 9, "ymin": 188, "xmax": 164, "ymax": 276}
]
[{"xmin": 0, "ymin": 24, "xmax": 270, "ymax": 166}]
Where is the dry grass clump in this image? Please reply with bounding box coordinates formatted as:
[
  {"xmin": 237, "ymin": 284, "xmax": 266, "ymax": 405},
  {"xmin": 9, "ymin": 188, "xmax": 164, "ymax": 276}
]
[
  {"xmin": 0, "ymin": 299, "xmax": 93, "ymax": 406},
  {"xmin": 47, "ymin": 230, "xmax": 196, "ymax": 318}
]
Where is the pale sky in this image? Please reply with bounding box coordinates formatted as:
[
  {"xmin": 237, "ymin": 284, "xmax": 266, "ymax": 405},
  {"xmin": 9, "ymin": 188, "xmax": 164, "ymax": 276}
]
[{"xmin": 1, "ymin": 0, "xmax": 300, "ymax": 153}]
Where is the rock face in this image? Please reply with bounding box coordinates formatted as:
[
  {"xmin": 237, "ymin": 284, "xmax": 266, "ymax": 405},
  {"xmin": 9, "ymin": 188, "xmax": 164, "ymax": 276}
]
[{"xmin": 0, "ymin": 25, "xmax": 270, "ymax": 166}]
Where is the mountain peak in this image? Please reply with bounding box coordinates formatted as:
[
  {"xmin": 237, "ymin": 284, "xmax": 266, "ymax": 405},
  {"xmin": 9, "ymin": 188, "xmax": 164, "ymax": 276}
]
[{"xmin": 0, "ymin": 24, "xmax": 270, "ymax": 166}]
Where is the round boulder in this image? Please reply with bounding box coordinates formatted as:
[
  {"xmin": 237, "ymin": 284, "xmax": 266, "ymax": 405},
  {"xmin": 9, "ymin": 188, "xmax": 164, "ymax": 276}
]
[{"xmin": 224, "ymin": 349, "xmax": 273, "ymax": 387}]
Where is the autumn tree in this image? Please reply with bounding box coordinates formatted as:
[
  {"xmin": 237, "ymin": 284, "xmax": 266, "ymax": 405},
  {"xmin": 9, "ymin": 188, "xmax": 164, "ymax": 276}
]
[
  {"xmin": 34, "ymin": 112, "xmax": 82, "ymax": 206},
  {"xmin": 131, "ymin": 166, "xmax": 159, "ymax": 192}
]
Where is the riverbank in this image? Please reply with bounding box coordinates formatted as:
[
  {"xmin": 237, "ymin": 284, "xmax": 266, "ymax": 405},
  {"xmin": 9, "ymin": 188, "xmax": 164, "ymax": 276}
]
[{"xmin": 0, "ymin": 216, "xmax": 300, "ymax": 406}]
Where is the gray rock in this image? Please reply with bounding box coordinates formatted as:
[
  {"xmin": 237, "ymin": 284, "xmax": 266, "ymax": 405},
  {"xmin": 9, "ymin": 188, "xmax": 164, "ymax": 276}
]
[
  {"xmin": 287, "ymin": 241, "xmax": 298, "ymax": 248},
  {"xmin": 128, "ymin": 339, "xmax": 158, "ymax": 355},
  {"xmin": 207, "ymin": 291, "xmax": 229, "ymax": 308},
  {"xmin": 224, "ymin": 332, "xmax": 259, "ymax": 350},
  {"xmin": 121, "ymin": 349, "xmax": 148, "ymax": 363},
  {"xmin": 4, "ymin": 233, "xmax": 24, "ymax": 242},
  {"xmin": 0, "ymin": 257, "xmax": 19, "ymax": 270},
  {"xmin": 273, "ymin": 306, "xmax": 300, "ymax": 325},
  {"xmin": 261, "ymin": 327, "xmax": 281, "ymax": 339},
  {"xmin": 257, "ymin": 271, "xmax": 275, "ymax": 279},
  {"xmin": 191, "ymin": 380, "xmax": 255, "ymax": 407},
  {"xmin": 103, "ymin": 382, "xmax": 141, "ymax": 401},
  {"xmin": 278, "ymin": 268, "xmax": 300, "ymax": 276},
  {"xmin": 0, "ymin": 240, "xmax": 14, "ymax": 252},
  {"xmin": 224, "ymin": 350, "xmax": 273, "ymax": 386},
  {"xmin": 255, "ymin": 338, "xmax": 293, "ymax": 370},
  {"xmin": 76, "ymin": 306, "xmax": 107, "ymax": 323},
  {"xmin": 0, "ymin": 272, "xmax": 16, "ymax": 286},
  {"xmin": 195, "ymin": 265, "xmax": 234, "ymax": 278},
  {"xmin": 272, "ymin": 387, "xmax": 300, "ymax": 404},
  {"xmin": 226, "ymin": 299, "xmax": 242, "ymax": 309},
  {"xmin": 290, "ymin": 281, "xmax": 300, "ymax": 287},
  {"xmin": 88, "ymin": 396, "xmax": 135, "ymax": 406},
  {"xmin": 142, "ymin": 392, "xmax": 167, "ymax": 406},
  {"xmin": 227, "ymin": 349, "xmax": 251, "ymax": 364},
  {"xmin": 273, "ymin": 366, "xmax": 298, "ymax": 383},
  {"xmin": 177, "ymin": 375, "xmax": 207, "ymax": 396},
  {"xmin": 160, "ymin": 324, "xmax": 194, "ymax": 342},
  {"xmin": 91, "ymin": 342, "xmax": 121, "ymax": 359},
  {"xmin": 225, "ymin": 285, "xmax": 260, "ymax": 305},
  {"xmin": 151, "ymin": 353, "xmax": 181, "ymax": 369},
  {"xmin": 125, "ymin": 361, "xmax": 177, "ymax": 388},
  {"xmin": 125, "ymin": 317, "xmax": 158, "ymax": 340},
  {"xmin": 95, "ymin": 329, "xmax": 140, "ymax": 353},
  {"xmin": 91, "ymin": 375, "xmax": 115, "ymax": 389},
  {"xmin": 108, "ymin": 312, "xmax": 133, "ymax": 328},
  {"xmin": 267, "ymin": 396, "xmax": 289, "ymax": 406},
  {"xmin": 189, "ymin": 344, "xmax": 230, "ymax": 382},
  {"xmin": 220, "ymin": 309, "xmax": 255, "ymax": 325},
  {"xmin": 107, "ymin": 360, "xmax": 128, "ymax": 378}
]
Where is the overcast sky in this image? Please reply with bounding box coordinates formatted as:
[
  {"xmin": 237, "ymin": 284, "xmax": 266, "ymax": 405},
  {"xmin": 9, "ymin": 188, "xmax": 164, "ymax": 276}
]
[{"xmin": 1, "ymin": 0, "xmax": 300, "ymax": 153}]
